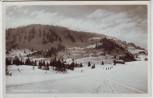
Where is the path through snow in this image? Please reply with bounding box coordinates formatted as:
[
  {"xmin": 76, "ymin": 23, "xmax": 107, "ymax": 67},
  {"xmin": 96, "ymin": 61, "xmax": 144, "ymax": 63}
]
[{"xmin": 6, "ymin": 61, "xmax": 148, "ymax": 94}]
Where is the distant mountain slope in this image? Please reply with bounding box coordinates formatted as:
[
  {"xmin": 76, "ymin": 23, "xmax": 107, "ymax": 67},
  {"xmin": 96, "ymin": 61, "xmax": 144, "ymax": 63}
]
[
  {"xmin": 6, "ymin": 24, "xmax": 146, "ymax": 62},
  {"xmin": 6, "ymin": 24, "xmax": 105, "ymax": 51}
]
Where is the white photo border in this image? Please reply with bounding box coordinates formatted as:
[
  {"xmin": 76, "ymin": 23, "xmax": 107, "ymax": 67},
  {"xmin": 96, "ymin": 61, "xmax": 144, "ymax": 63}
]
[{"xmin": 2, "ymin": 1, "xmax": 151, "ymax": 98}]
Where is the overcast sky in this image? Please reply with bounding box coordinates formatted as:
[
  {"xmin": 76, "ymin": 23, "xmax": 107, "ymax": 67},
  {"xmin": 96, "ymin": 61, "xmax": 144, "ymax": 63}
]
[{"xmin": 5, "ymin": 5, "xmax": 147, "ymax": 48}]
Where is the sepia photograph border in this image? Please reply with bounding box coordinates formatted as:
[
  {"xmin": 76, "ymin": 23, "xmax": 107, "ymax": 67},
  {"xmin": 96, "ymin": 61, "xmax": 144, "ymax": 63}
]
[{"xmin": 2, "ymin": 1, "xmax": 151, "ymax": 98}]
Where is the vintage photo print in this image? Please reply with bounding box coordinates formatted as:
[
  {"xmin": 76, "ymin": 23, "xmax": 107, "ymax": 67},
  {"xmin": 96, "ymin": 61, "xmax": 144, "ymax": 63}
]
[{"xmin": 2, "ymin": 1, "xmax": 151, "ymax": 97}]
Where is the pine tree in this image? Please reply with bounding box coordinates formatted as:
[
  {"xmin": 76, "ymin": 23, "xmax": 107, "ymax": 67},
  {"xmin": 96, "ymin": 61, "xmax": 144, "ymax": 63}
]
[
  {"xmin": 80, "ymin": 63, "xmax": 83, "ymax": 67},
  {"xmin": 113, "ymin": 60, "xmax": 116, "ymax": 65},
  {"xmin": 92, "ymin": 64, "xmax": 95, "ymax": 69},
  {"xmin": 13, "ymin": 56, "xmax": 20, "ymax": 66},
  {"xmin": 6, "ymin": 58, "xmax": 11, "ymax": 65},
  {"xmin": 25, "ymin": 57, "xmax": 31, "ymax": 65},
  {"xmin": 101, "ymin": 61, "xmax": 104, "ymax": 65},
  {"xmin": 88, "ymin": 61, "xmax": 91, "ymax": 67},
  {"xmin": 114, "ymin": 55, "xmax": 116, "ymax": 59}
]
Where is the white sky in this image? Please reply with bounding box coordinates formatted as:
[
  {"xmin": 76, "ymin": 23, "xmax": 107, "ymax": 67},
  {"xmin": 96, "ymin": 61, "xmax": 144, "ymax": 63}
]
[{"xmin": 5, "ymin": 5, "xmax": 147, "ymax": 48}]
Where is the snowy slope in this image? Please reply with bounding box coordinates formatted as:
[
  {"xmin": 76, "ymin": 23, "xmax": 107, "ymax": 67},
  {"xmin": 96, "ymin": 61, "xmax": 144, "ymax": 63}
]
[
  {"xmin": 6, "ymin": 49, "xmax": 33, "ymax": 57},
  {"xmin": 6, "ymin": 60, "xmax": 147, "ymax": 94}
]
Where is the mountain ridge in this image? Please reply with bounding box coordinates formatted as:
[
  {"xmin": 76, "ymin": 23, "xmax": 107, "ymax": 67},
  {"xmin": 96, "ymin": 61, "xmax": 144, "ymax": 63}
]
[
  {"xmin": 6, "ymin": 24, "xmax": 105, "ymax": 50},
  {"xmin": 6, "ymin": 24, "xmax": 146, "ymax": 61}
]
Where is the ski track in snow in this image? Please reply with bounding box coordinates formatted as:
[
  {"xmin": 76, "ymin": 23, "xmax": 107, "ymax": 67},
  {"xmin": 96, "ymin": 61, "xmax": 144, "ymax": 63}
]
[
  {"xmin": 7, "ymin": 64, "xmax": 146, "ymax": 94},
  {"xmin": 6, "ymin": 65, "xmax": 118, "ymax": 89},
  {"xmin": 91, "ymin": 79, "xmax": 145, "ymax": 94}
]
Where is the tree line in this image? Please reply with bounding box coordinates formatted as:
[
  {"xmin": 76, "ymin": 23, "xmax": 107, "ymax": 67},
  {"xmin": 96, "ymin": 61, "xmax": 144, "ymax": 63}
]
[{"xmin": 6, "ymin": 56, "xmax": 83, "ymax": 73}]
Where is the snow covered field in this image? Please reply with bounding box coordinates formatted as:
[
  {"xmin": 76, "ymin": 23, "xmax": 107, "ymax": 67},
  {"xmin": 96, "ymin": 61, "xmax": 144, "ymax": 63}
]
[{"xmin": 6, "ymin": 60, "xmax": 148, "ymax": 94}]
